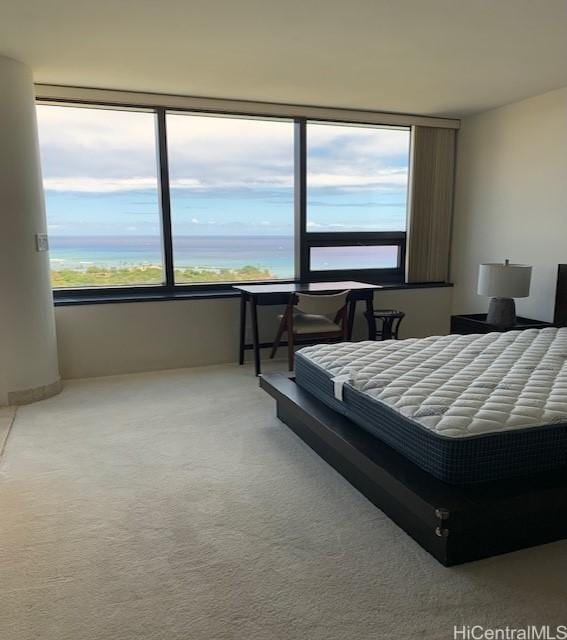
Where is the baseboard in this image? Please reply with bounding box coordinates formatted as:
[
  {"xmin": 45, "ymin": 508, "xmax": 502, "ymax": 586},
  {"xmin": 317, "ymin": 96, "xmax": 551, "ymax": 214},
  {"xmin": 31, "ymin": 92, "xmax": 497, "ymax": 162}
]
[{"xmin": 6, "ymin": 378, "xmax": 62, "ymax": 406}]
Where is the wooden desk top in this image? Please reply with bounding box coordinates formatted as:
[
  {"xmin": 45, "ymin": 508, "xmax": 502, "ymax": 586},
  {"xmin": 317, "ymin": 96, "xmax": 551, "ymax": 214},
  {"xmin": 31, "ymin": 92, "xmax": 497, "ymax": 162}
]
[{"xmin": 234, "ymin": 281, "xmax": 383, "ymax": 295}]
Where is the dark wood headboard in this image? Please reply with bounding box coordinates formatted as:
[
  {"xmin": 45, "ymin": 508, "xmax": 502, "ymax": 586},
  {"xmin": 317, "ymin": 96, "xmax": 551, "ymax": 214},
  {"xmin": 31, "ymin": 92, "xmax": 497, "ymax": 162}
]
[{"xmin": 554, "ymin": 265, "xmax": 567, "ymax": 326}]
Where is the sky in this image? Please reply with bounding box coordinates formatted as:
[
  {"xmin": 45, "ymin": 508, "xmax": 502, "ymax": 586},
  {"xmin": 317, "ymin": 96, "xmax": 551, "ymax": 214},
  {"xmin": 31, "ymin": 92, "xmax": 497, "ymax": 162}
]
[{"xmin": 36, "ymin": 105, "xmax": 410, "ymax": 237}]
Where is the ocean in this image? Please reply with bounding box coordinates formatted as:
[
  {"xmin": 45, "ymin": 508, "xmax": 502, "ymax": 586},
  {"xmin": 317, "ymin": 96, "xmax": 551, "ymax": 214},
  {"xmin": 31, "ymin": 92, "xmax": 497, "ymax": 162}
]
[{"xmin": 49, "ymin": 235, "xmax": 397, "ymax": 278}]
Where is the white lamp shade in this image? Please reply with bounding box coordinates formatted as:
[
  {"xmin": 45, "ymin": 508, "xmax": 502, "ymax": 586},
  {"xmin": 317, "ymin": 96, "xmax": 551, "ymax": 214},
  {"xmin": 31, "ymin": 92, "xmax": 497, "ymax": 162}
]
[{"xmin": 477, "ymin": 263, "xmax": 532, "ymax": 298}]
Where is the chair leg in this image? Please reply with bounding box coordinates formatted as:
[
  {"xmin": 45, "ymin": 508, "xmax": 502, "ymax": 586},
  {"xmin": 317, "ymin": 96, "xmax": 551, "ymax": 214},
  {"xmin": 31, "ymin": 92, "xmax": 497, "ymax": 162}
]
[
  {"xmin": 270, "ymin": 316, "xmax": 286, "ymax": 359},
  {"xmin": 287, "ymin": 310, "xmax": 295, "ymax": 371},
  {"xmin": 287, "ymin": 331, "xmax": 295, "ymax": 371},
  {"xmin": 341, "ymin": 307, "xmax": 349, "ymax": 341}
]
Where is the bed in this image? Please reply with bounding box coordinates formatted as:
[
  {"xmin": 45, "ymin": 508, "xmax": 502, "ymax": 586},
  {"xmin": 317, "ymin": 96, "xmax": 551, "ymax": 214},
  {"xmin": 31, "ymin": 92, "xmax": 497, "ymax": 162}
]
[
  {"xmin": 260, "ymin": 328, "xmax": 567, "ymax": 565},
  {"xmin": 295, "ymin": 329, "xmax": 567, "ymax": 484}
]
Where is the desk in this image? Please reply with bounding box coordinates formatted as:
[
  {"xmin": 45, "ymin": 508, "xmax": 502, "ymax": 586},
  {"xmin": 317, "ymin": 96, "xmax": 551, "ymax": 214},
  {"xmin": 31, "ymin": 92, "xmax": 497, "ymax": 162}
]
[{"xmin": 234, "ymin": 281, "xmax": 382, "ymax": 375}]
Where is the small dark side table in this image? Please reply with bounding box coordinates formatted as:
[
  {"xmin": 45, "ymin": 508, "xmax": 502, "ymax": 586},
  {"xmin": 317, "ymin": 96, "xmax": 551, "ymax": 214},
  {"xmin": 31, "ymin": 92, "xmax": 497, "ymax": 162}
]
[{"xmin": 451, "ymin": 314, "xmax": 554, "ymax": 335}]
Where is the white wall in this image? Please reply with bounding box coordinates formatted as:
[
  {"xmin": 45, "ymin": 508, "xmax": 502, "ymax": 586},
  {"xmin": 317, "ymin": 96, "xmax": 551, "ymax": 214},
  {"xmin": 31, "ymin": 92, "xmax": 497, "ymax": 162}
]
[
  {"xmin": 0, "ymin": 57, "xmax": 60, "ymax": 405},
  {"xmin": 451, "ymin": 86, "xmax": 567, "ymax": 321},
  {"xmin": 55, "ymin": 287, "xmax": 452, "ymax": 379},
  {"xmin": 50, "ymin": 85, "xmax": 567, "ymax": 381}
]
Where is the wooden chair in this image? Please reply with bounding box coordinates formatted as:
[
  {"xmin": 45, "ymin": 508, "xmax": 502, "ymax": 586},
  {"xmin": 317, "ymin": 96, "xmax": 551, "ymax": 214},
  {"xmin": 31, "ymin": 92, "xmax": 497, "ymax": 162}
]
[{"xmin": 270, "ymin": 290, "xmax": 350, "ymax": 371}]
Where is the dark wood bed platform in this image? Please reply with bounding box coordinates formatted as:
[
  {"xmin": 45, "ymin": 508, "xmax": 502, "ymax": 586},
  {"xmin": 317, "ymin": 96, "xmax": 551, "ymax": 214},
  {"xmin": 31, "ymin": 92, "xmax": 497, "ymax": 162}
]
[{"xmin": 260, "ymin": 373, "xmax": 567, "ymax": 566}]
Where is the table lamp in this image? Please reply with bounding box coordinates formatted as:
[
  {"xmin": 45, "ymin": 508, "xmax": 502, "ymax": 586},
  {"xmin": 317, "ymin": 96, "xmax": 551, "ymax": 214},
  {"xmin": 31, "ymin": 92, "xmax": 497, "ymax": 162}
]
[{"xmin": 477, "ymin": 260, "xmax": 532, "ymax": 328}]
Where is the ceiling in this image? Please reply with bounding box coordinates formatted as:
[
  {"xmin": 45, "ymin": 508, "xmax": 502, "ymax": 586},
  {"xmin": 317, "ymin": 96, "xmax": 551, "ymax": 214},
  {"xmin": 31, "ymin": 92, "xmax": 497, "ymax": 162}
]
[{"xmin": 2, "ymin": 0, "xmax": 567, "ymax": 118}]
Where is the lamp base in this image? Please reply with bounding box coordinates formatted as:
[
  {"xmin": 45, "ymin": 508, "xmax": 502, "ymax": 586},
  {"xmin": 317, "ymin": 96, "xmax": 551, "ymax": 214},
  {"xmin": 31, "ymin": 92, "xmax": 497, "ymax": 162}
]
[{"xmin": 487, "ymin": 297, "xmax": 516, "ymax": 328}]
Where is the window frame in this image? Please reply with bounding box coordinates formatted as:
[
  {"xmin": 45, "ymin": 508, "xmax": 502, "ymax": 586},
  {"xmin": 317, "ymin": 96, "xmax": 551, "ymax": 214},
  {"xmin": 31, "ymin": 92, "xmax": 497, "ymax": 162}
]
[
  {"xmin": 37, "ymin": 98, "xmax": 410, "ymax": 302},
  {"xmin": 303, "ymin": 232, "xmax": 406, "ymax": 283},
  {"xmin": 299, "ymin": 119, "xmax": 409, "ymax": 283}
]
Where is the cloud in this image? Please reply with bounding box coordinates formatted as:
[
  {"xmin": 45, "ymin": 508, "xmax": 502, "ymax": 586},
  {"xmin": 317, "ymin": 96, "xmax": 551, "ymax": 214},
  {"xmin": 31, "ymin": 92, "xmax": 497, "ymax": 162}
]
[
  {"xmin": 43, "ymin": 169, "xmax": 406, "ymax": 193},
  {"xmin": 308, "ymin": 200, "xmax": 407, "ymax": 208},
  {"xmin": 173, "ymin": 178, "xmax": 202, "ymax": 188},
  {"xmin": 308, "ymin": 122, "xmax": 410, "ymax": 156},
  {"xmin": 43, "ymin": 177, "xmax": 159, "ymax": 192},
  {"xmin": 306, "ymin": 219, "xmax": 404, "ymax": 231},
  {"xmin": 186, "ymin": 217, "xmax": 220, "ymax": 227},
  {"xmin": 37, "ymin": 104, "xmax": 410, "ymax": 196},
  {"xmin": 307, "ymin": 168, "xmax": 407, "ymax": 189}
]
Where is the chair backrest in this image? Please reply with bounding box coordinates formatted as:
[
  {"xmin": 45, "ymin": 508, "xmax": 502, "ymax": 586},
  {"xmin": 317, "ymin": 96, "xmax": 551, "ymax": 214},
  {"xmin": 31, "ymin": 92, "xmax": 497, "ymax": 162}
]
[{"xmin": 295, "ymin": 291, "xmax": 350, "ymax": 316}]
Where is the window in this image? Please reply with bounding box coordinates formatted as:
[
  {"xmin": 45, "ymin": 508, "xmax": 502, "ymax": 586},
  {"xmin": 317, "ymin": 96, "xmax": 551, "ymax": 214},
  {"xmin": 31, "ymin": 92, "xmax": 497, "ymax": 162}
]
[
  {"xmin": 303, "ymin": 121, "xmax": 410, "ymax": 282},
  {"xmin": 36, "ymin": 101, "xmax": 413, "ymax": 297},
  {"xmin": 166, "ymin": 113, "xmax": 294, "ymax": 283},
  {"xmin": 36, "ymin": 104, "xmax": 162, "ymax": 288},
  {"xmin": 306, "ymin": 122, "xmax": 410, "ymax": 233},
  {"xmin": 310, "ymin": 245, "xmax": 400, "ymax": 271}
]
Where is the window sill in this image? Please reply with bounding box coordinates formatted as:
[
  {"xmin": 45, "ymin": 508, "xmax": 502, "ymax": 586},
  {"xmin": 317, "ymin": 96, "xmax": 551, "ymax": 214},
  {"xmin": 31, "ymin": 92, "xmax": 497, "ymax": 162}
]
[
  {"xmin": 53, "ymin": 281, "xmax": 453, "ymax": 307},
  {"xmin": 53, "ymin": 289, "xmax": 240, "ymax": 306}
]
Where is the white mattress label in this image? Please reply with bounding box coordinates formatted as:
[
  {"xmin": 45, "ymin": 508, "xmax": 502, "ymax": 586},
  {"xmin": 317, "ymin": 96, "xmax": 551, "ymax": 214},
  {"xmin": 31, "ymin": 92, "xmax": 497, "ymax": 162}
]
[{"xmin": 332, "ymin": 375, "xmax": 351, "ymax": 401}]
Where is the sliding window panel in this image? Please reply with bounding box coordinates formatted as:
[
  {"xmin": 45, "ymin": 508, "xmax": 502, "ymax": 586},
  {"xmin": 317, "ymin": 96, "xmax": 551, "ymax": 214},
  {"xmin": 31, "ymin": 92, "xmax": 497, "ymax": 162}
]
[
  {"xmin": 36, "ymin": 104, "xmax": 163, "ymax": 288},
  {"xmin": 310, "ymin": 245, "xmax": 399, "ymax": 271},
  {"xmin": 305, "ymin": 232, "xmax": 406, "ymax": 282},
  {"xmin": 306, "ymin": 122, "xmax": 411, "ymax": 233},
  {"xmin": 166, "ymin": 113, "xmax": 295, "ymax": 284}
]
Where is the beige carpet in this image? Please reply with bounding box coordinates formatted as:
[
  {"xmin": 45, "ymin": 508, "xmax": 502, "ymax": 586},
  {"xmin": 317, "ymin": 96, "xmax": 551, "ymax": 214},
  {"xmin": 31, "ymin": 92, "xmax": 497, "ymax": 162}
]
[
  {"xmin": 0, "ymin": 406, "xmax": 16, "ymax": 456},
  {"xmin": 1, "ymin": 364, "xmax": 566, "ymax": 640}
]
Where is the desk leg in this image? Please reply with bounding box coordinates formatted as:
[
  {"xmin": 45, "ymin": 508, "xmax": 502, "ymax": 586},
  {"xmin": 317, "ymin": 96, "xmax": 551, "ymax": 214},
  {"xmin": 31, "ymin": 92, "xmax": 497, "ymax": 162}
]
[
  {"xmin": 347, "ymin": 299, "xmax": 357, "ymax": 340},
  {"xmin": 251, "ymin": 297, "xmax": 261, "ymax": 376},
  {"xmin": 238, "ymin": 294, "xmax": 247, "ymax": 365},
  {"xmin": 365, "ymin": 295, "xmax": 376, "ymax": 340}
]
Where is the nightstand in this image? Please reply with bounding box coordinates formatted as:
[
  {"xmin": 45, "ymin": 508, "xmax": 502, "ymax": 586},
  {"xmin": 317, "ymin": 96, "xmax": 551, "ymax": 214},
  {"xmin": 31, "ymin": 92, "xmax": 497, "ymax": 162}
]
[{"xmin": 451, "ymin": 314, "xmax": 554, "ymax": 335}]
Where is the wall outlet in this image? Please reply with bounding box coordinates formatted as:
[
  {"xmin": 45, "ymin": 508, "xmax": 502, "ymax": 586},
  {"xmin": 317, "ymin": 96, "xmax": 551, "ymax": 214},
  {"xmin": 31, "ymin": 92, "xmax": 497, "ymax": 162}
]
[{"xmin": 35, "ymin": 233, "xmax": 49, "ymax": 252}]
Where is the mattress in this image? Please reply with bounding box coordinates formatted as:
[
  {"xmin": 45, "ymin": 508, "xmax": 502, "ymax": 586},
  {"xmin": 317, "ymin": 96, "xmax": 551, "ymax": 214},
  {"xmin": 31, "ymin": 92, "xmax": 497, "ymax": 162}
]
[{"xmin": 295, "ymin": 328, "xmax": 567, "ymax": 484}]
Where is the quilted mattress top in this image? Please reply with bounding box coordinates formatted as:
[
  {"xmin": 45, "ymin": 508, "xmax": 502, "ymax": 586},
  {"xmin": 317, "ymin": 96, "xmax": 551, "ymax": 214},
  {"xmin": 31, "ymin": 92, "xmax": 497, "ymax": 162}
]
[{"xmin": 298, "ymin": 328, "xmax": 567, "ymax": 438}]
